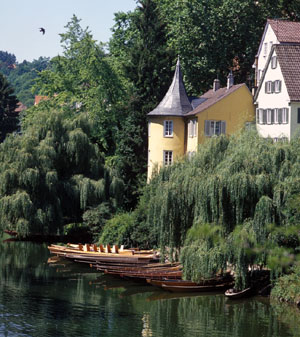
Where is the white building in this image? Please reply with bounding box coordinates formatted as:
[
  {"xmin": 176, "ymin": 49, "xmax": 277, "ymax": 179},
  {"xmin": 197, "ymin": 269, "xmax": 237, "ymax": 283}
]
[
  {"xmin": 254, "ymin": 44, "xmax": 300, "ymax": 141},
  {"xmin": 254, "ymin": 19, "xmax": 300, "ymax": 87}
]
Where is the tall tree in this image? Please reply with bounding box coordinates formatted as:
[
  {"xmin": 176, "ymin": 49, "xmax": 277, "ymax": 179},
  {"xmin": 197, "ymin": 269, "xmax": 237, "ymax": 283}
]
[
  {"xmin": 0, "ymin": 73, "xmax": 19, "ymax": 142},
  {"xmin": 33, "ymin": 15, "xmax": 125, "ymax": 154},
  {"xmin": 157, "ymin": 0, "xmax": 300, "ymax": 94},
  {"xmin": 110, "ymin": 0, "xmax": 175, "ymax": 208},
  {"xmin": 0, "ymin": 110, "xmax": 124, "ymax": 238}
]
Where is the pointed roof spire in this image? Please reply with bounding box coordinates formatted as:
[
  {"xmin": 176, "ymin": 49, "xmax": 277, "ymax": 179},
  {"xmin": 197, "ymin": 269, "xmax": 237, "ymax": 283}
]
[{"xmin": 148, "ymin": 58, "xmax": 193, "ymax": 116}]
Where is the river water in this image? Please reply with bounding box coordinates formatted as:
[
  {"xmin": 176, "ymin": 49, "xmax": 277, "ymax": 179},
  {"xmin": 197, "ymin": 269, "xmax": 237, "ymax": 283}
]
[{"xmin": 1, "ymin": 235, "xmax": 300, "ymax": 337}]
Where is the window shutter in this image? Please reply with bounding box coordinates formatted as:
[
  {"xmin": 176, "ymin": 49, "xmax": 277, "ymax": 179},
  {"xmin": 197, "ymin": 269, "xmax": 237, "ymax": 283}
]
[
  {"xmin": 188, "ymin": 121, "xmax": 191, "ymax": 137},
  {"xmin": 204, "ymin": 120, "xmax": 210, "ymax": 136},
  {"xmin": 265, "ymin": 82, "xmax": 268, "ymax": 93},
  {"xmin": 279, "ymin": 80, "xmax": 282, "ymax": 93},
  {"xmin": 298, "ymin": 108, "xmax": 300, "ymax": 123},
  {"xmin": 271, "ymin": 81, "xmax": 275, "ymax": 93},
  {"xmin": 271, "ymin": 109, "xmax": 274, "ymax": 124},
  {"xmin": 259, "ymin": 109, "xmax": 263, "ymax": 124},
  {"xmin": 263, "ymin": 109, "xmax": 267, "ymax": 124},
  {"xmin": 221, "ymin": 121, "xmax": 226, "ymax": 134},
  {"xmin": 284, "ymin": 108, "xmax": 289, "ymax": 124},
  {"xmin": 256, "ymin": 109, "xmax": 259, "ymax": 124},
  {"xmin": 278, "ymin": 108, "xmax": 283, "ymax": 124}
]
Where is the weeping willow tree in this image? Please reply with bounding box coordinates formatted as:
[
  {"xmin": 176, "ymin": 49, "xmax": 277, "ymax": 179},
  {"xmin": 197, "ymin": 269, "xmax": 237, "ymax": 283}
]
[
  {"xmin": 143, "ymin": 130, "xmax": 300, "ymax": 287},
  {"xmin": 0, "ymin": 110, "xmax": 124, "ymax": 238}
]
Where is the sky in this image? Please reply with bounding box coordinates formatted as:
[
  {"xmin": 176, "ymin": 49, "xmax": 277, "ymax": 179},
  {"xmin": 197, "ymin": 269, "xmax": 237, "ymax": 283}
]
[{"xmin": 0, "ymin": 0, "xmax": 137, "ymax": 63}]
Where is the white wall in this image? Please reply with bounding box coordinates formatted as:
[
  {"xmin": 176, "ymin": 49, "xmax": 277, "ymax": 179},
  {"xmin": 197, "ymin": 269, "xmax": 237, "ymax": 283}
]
[
  {"xmin": 255, "ymin": 49, "xmax": 291, "ymax": 139},
  {"xmin": 257, "ymin": 24, "xmax": 278, "ymax": 86}
]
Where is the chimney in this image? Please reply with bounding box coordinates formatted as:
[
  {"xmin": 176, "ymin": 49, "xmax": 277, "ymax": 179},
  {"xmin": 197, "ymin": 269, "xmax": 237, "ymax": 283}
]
[
  {"xmin": 213, "ymin": 78, "xmax": 220, "ymax": 91},
  {"xmin": 227, "ymin": 71, "xmax": 234, "ymax": 89}
]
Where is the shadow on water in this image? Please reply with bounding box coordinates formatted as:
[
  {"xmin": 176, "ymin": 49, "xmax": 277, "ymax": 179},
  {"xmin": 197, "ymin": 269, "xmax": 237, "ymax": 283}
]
[{"xmin": 1, "ymin": 234, "xmax": 300, "ymax": 337}]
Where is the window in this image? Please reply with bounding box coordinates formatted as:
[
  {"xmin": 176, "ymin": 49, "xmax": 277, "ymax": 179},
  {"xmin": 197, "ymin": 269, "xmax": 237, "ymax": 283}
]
[
  {"xmin": 163, "ymin": 151, "xmax": 173, "ymax": 166},
  {"xmin": 267, "ymin": 109, "xmax": 272, "ymax": 124},
  {"xmin": 164, "ymin": 120, "xmax": 173, "ymax": 137},
  {"xmin": 258, "ymin": 70, "xmax": 262, "ymax": 82},
  {"xmin": 274, "ymin": 80, "xmax": 281, "ymax": 93},
  {"xmin": 188, "ymin": 119, "xmax": 197, "ymax": 137},
  {"xmin": 298, "ymin": 108, "xmax": 300, "ymax": 123},
  {"xmin": 148, "ymin": 122, "xmax": 151, "ymax": 137},
  {"xmin": 265, "ymin": 81, "xmax": 273, "ymax": 94},
  {"xmin": 282, "ymin": 108, "xmax": 288, "ymax": 124},
  {"xmin": 256, "ymin": 108, "xmax": 264, "ymax": 124},
  {"xmin": 271, "ymin": 56, "xmax": 277, "ymax": 69},
  {"xmin": 274, "ymin": 108, "xmax": 278, "ymax": 124},
  {"xmin": 204, "ymin": 120, "xmax": 226, "ymax": 136},
  {"xmin": 264, "ymin": 42, "xmax": 268, "ymax": 56}
]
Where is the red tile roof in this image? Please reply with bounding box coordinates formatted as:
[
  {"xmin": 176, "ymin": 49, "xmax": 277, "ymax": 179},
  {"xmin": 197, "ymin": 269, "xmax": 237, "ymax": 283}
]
[
  {"xmin": 185, "ymin": 83, "xmax": 246, "ymax": 116},
  {"xmin": 34, "ymin": 95, "xmax": 48, "ymax": 105},
  {"xmin": 275, "ymin": 44, "xmax": 300, "ymax": 101},
  {"xmin": 14, "ymin": 102, "xmax": 27, "ymax": 112},
  {"xmin": 268, "ymin": 19, "xmax": 300, "ymax": 43}
]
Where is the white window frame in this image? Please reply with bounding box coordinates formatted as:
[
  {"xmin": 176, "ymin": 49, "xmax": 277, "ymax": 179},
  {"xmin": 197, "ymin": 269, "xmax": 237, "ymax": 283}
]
[
  {"xmin": 266, "ymin": 81, "xmax": 272, "ymax": 94},
  {"xmin": 148, "ymin": 121, "xmax": 151, "ymax": 137},
  {"xmin": 163, "ymin": 150, "xmax": 173, "ymax": 166},
  {"xmin": 282, "ymin": 108, "xmax": 288, "ymax": 124},
  {"xmin": 258, "ymin": 109, "xmax": 263, "ymax": 124},
  {"xmin": 267, "ymin": 109, "xmax": 272, "ymax": 124},
  {"xmin": 205, "ymin": 120, "xmax": 226, "ymax": 136},
  {"xmin": 274, "ymin": 108, "xmax": 278, "ymax": 124},
  {"xmin": 264, "ymin": 42, "xmax": 268, "ymax": 56},
  {"xmin": 274, "ymin": 80, "xmax": 281, "ymax": 93},
  {"xmin": 164, "ymin": 120, "xmax": 173, "ymax": 137},
  {"xmin": 188, "ymin": 119, "xmax": 197, "ymax": 138},
  {"xmin": 271, "ymin": 56, "xmax": 277, "ymax": 69}
]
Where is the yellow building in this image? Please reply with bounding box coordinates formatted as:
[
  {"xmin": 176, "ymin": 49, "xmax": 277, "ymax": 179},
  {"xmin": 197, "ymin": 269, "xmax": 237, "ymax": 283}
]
[{"xmin": 147, "ymin": 60, "xmax": 255, "ymax": 180}]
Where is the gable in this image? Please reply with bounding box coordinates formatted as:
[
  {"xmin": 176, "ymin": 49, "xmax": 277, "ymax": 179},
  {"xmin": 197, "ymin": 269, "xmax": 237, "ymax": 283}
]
[{"xmin": 254, "ymin": 47, "xmax": 289, "ymax": 104}]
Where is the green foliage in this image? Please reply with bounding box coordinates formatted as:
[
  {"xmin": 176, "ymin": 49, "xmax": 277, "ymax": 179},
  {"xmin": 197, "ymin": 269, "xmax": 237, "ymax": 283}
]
[
  {"xmin": 0, "ymin": 51, "xmax": 16, "ymax": 76},
  {"xmin": 33, "ymin": 15, "xmax": 125, "ymax": 154},
  {"xmin": 110, "ymin": 0, "xmax": 175, "ymax": 208},
  {"xmin": 271, "ymin": 265, "xmax": 300, "ymax": 305},
  {"xmin": 156, "ymin": 0, "xmax": 300, "ymax": 94},
  {"xmin": 0, "ymin": 72, "xmax": 19, "ymax": 142},
  {"xmin": 99, "ymin": 212, "xmax": 135, "ymax": 247},
  {"xmin": 0, "ymin": 110, "xmax": 123, "ymax": 238},
  {"xmin": 6, "ymin": 57, "xmax": 49, "ymax": 107},
  {"xmin": 141, "ymin": 130, "xmax": 300, "ymax": 286}
]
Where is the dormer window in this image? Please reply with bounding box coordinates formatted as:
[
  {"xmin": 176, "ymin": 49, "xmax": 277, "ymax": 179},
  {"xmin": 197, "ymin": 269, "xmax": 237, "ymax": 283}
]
[
  {"xmin": 271, "ymin": 56, "xmax": 277, "ymax": 69},
  {"xmin": 164, "ymin": 120, "xmax": 173, "ymax": 137}
]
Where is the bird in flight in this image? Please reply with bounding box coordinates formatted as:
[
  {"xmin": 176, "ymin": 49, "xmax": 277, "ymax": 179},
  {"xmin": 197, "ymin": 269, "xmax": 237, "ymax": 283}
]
[{"xmin": 39, "ymin": 27, "xmax": 45, "ymax": 35}]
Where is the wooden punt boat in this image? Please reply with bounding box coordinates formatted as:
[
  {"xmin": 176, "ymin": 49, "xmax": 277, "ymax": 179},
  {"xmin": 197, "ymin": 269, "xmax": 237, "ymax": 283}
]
[
  {"xmin": 224, "ymin": 287, "xmax": 253, "ymax": 299},
  {"xmin": 146, "ymin": 279, "xmax": 198, "ymax": 287},
  {"xmin": 147, "ymin": 273, "xmax": 233, "ymax": 288},
  {"xmin": 48, "ymin": 244, "xmax": 159, "ymax": 266},
  {"xmin": 96, "ymin": 262, "xmax": 180, "ymax": 272},
  {"xmin": 161, "ymin": 282, "xmax": 234, "ymax": 293}
]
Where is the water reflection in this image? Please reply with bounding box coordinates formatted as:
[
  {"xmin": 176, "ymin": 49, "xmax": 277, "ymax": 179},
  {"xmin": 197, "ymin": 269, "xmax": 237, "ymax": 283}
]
[{"xmin": 0, "ymin": 235, "xmax": 299, "ymax": 337}]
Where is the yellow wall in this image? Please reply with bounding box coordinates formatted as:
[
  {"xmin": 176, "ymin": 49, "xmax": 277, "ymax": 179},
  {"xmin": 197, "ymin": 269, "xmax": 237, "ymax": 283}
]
[
  {"xmin": 147, "ymin": 86, "xmax": 255, "ymax": 180},
  {"xmin": 196, "ymin": 85, "xmax": 255, "ymax": 144},
  {"xmin": 148, "ymin": 116, "xmax": 185, "ymax": 179}
]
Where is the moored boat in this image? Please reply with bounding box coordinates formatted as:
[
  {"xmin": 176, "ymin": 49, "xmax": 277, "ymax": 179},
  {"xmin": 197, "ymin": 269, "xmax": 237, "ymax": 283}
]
[
  {"xmin": 225, "ymin": 287, "xmax": 253, "ymax": 299},
  {"xmin": 161, "ymin": 282, "xmax": 234, "ymax": 293}
]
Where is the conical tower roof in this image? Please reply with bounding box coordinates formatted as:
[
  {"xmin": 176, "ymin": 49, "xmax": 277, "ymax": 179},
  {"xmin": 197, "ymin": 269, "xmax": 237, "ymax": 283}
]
[{"xmin": 148, "ymin": 58, "xmax": 193, "ymax": 116}]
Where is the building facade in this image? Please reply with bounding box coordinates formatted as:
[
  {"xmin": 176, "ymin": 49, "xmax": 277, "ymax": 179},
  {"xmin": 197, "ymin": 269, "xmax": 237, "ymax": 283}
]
[{"xmin": 147, "ymin": 60, "xmax": 255, "ymax": 180}]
